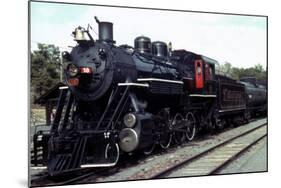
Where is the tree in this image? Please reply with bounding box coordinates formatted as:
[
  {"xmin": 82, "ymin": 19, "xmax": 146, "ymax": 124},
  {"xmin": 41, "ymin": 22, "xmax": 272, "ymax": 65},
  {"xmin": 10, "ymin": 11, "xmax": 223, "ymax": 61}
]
[
  {"xmin": 31, "ymin": 43, "xmax": 61, "ymax": 102},
  {"xmin": 216, "ymin": 62, "xmax": 267, "ymax": 81},
  {"xmin": 216, "ymin": 62, "xmax": 233, "ymax": 77},
  {"xmin": 235, "ymin": 64, "xmax": 267, "ymax": 81}
]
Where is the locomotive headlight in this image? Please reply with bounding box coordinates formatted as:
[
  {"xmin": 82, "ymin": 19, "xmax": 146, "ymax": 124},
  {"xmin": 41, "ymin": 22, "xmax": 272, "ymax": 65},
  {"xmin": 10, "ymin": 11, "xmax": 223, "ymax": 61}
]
[
  {"xmin": 123, "ymin": 113, "xmax": 137, "ymax": 128},
  {"xmin": 68, "ymin": 64, "xmax": 79, "ymax": 77}
]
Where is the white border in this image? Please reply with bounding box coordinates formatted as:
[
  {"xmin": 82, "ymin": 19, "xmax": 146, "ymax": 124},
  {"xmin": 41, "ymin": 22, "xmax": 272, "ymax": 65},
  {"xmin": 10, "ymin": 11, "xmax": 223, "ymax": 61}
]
[{"xmin": 2, "ymin": 1, "xmax": 279, "ymax": 188}]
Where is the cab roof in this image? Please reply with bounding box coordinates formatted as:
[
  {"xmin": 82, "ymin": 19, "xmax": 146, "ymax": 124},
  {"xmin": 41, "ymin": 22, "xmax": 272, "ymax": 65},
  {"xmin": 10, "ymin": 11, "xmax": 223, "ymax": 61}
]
[{"xmin": 201, "ymin": 55, "xmax": 218, "ymax": 65}]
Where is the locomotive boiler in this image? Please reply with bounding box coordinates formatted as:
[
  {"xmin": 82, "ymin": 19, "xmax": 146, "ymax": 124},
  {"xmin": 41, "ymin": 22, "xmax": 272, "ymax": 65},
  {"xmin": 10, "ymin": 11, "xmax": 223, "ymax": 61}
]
[{"xmin": 31, "ymin": 17, "xmax": 267, "ymax": 175}]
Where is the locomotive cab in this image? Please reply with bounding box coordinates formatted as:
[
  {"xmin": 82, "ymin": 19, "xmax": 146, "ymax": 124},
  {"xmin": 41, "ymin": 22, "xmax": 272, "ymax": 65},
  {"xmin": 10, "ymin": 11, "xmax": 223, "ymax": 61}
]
[{"xmin": 171, "ymin": 50, "xmax": 216, "ymax": 95}]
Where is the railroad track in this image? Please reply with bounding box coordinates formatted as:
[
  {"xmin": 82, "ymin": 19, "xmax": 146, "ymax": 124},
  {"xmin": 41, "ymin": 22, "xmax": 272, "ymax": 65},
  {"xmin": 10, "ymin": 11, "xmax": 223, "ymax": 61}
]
[
  {"xmin": 30, "ymin": 119, "xmax": 267, "ymax": 186},
  {"xmin": 150, "ymin": 123, "xmax": 267, "ymax": 178}
]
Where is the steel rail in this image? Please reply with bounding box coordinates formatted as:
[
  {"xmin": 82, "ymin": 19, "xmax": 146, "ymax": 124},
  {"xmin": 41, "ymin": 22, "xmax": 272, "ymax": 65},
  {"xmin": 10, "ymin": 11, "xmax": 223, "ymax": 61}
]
[
  {"xmin": 151, "ymin": 122, "xmax": 267, "ymax": 178},
  {"xmin": 209, "ymin": 133, "xmax": 267, "ymax": 174}
]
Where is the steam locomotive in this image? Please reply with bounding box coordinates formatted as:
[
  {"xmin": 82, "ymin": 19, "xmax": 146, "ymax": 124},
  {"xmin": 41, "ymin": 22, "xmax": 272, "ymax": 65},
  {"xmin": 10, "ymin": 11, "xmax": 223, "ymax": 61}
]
[{"xmin": 31, "ymin": 17, "xmax": 267, "ymax": 175}]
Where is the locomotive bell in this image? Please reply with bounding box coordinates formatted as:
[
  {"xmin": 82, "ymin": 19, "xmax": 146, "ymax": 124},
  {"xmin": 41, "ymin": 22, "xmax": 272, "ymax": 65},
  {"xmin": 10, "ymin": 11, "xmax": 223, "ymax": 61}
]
[{"xmin": 74, "ymin": 26, "xmax": 86, "ymax": 41}]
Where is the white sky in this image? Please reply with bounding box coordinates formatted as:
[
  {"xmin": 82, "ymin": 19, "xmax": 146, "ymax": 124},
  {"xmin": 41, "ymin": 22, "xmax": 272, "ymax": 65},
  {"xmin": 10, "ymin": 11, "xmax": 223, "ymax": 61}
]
[{"xmin": 30, "ymin": 2, "xmax": 267, "ymax": 68}]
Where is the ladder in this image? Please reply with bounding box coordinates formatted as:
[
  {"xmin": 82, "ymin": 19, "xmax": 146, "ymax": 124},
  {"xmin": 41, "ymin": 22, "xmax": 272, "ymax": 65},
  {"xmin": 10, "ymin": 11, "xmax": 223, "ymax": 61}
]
[{"xmin": 50, "ymin": 88, "xmax": 74, "ymax": 134}]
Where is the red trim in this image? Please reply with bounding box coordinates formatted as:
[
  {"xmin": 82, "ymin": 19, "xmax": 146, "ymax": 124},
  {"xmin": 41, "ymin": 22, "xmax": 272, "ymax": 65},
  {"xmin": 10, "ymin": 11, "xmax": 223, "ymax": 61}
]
[
  {"xmin": 68, "ymin": 78, "xmax": 79, "ymax": 86},
  {"xmin": 195, "ymin": 59, "xmax": 204, "ymax": 89}
]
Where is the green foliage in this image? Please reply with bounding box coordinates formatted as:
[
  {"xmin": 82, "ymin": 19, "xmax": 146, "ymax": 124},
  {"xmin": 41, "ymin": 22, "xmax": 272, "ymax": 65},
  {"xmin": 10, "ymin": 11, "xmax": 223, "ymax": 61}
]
[
  {"xmin": 31, "ymin": 43, "xmax": 61, "ymax": 102},
  {"xmin": 216, "ymin": 62, "xmax": 267, "ymax": 81}
]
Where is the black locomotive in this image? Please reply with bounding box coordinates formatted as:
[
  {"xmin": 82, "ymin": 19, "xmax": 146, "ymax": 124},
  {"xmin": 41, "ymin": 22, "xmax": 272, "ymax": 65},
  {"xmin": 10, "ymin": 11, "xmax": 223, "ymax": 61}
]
[{"xmin": 31, "ymin": 17, "xmax": 267, "ymax": 175}]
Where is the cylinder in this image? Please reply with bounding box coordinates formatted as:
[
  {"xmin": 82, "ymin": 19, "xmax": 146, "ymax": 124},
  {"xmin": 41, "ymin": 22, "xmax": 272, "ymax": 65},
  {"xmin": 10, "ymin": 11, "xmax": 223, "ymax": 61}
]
[
  {"xmin": 134, "ymin": 36, "xmax": 152, "ymax": 54},
  {"xmin": 119, "ymin": 128, "xmax": 139, "ymax": 152},
  {"xmin": 98, "ymin": 22, "xmax": 113, "ymax": 42},
  {"xmin": 152, "ymin": 41, "xmax": 168, "ymax": 57}
]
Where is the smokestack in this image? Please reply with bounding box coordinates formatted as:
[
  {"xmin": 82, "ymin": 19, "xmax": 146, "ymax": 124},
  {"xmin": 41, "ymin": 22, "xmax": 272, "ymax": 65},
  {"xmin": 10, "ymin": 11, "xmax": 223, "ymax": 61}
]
[{"xmin": 95, "ymin": 16, "xmax": 114, "ymax": 43}]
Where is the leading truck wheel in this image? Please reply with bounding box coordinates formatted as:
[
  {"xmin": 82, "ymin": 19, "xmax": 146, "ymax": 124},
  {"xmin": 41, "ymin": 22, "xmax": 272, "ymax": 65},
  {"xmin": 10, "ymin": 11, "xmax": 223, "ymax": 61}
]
[
  {"xmin": 105, "ymin": 143, "xmax": 120, "ymax": 164},
  {"xmin": 185, "ymin": 112, "xmax": 197, "ymax": 141}
]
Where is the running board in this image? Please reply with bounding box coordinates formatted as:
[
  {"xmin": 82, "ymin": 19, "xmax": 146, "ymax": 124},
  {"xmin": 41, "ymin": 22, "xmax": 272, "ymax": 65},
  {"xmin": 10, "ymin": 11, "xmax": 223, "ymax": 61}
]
[
  {"xmin": 81, "ymin": 163, "xmax": 117, "ymax": 168},
  {"xmin": 30, "ymin": 166, "xmax": 47, "ymax": 170}
]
